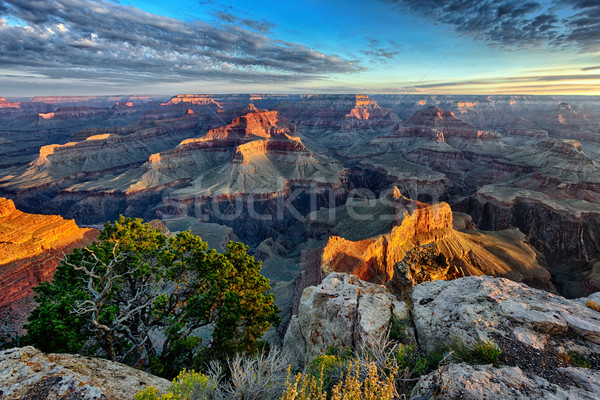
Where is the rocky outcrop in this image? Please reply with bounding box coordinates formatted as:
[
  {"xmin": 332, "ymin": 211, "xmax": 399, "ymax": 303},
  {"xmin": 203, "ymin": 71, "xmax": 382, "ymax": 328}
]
[
  {"xmin": 283, "ymin": 272, "xmax": 410, "ymax": 369},
  {"xmin": 411, "ymin": 363, "xmax": 600, "ymax": 400},
  {"xmin": 411, "ymin": 276, "xmax": 600, "ymax": 357},
  {"xmin": 0, "ymin": 97, "xmax": 20, "ymax": 109},
  {"xmin": 319, "ymin": 197, "xmax": 453, "ymax": 283},
  {"xmin": 310, "ymin": 192, "xmax": 552, "ymax": 293},
  {"xmin": 0, "ymin": 346, "xmax": 169, "ymax": 400},
  {"xmin": 0, "ymin": 198, "xmax": 97, "ymax": 325}
]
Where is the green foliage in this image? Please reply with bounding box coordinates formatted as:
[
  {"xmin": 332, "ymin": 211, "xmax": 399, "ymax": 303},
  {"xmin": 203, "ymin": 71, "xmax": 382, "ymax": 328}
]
[
  {"xmin": 309, "ymin": 355, "xmax": 346, "ymax": 393},
  {"xmin": 447, "ymin": 338, "xmax": 502, "ymax": 366},
  {"xmin": 567, "ymin": 351, "xmax": 591, "ymax": 368},
  {"xmin": 23, "ymin": 216, "xmax": 279, "ymax": 378},
  {"xmin": 388, "ymin": 314, "xmax": 410, "ymax": 343},
  {"xmin": 134, "ymin": 370, "xmax": 218, "ymax": 400},
  {"xmin": 396, "ymin": 344, "xmax": 443, "ymax": 377},
  {"xmin": 473, "ymin": 340, "xmax": 503, "ymax": 366}
]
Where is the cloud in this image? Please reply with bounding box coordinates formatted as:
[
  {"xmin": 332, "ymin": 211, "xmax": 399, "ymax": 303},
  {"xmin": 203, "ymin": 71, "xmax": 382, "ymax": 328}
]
[
  {"xmin": 215, "ymin": 11, "xmax": 275, "ymax": 33},
  {"xmin": 362, "ymin": 38, "xmax": 400, "ymax": 62},
  {"xmin": 0, "ymin": 0, "xmax": 359, "ymax": 89},
  {"xmin": 382, "ymin": 0, "xmax": 600, "ymax": 52},
  {"xmin": 414, "ymin": 73, "xmax": 600, "ymax": 89},
  {"xmin": 581, "ymin": 66, "xmax": 600, "ymax": 71}
]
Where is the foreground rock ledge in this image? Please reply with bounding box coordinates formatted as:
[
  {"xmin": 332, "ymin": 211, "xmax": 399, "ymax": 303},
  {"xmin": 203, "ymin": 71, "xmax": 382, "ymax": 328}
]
[
  {"xmin": 411, "ymin": 363, "xmax": 600, "ymax": 400},
  {"xmin": 0, "ymin": 346, "xmax": 169, "ymax": 400}
]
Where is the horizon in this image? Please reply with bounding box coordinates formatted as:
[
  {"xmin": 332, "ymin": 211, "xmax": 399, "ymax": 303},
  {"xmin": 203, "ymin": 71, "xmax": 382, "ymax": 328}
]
[{"xmin": 1, "ymin": 0, "xmax": 599, "ymax": 96}]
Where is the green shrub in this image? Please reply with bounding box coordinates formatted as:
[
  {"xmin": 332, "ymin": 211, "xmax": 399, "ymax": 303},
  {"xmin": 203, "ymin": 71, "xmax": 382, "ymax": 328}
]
[
  {"xmin": 134, "ymin": 370, "xmax": 218, "ymax": 400},
  {"xmin": 389, "ymin": 314, "xmax": 410, "ymax": 343},
  {"xmin": 447, "ymin": 338, "xmax": 502, "ymax": 366},
  {"xmin": 567, "ymin": 351, "xmax": 591, "ymax": 368},
  {"xmin": 309, "ymin": 354, "xmax": 346, "ymax": 392},
  {"xmin": 473, "ymin": 340, "xmax": 502, "ymax": 366}
]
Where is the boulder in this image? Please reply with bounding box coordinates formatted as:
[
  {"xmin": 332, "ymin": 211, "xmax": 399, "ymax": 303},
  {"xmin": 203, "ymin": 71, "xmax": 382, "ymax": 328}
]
[
  {"xmin": 410, "ymin": 363, "xmax": 600, "ymax": 400},
  {"xmin": 412, "ymin": 276, "xmax": 600, "ymax": 354},
  {"xmin": 0, "ymin": 346, "xmax": 169, "ymax": 400},
  {"xmin": 283, "ymin": 272, "xmax": 410, "ymax": 368}
]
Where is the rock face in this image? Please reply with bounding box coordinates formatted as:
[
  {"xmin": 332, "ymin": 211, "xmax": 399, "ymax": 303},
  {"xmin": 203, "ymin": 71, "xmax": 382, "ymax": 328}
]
[
  {"xmin": 401, "ymin": 106, "xmax": 500, "ymax": 141},
  {"xmin": 412, "ymin": 276, "xmax": 600, "ymax": 356},
  {"xmin": 411, "ymin": 363, "xmax": 600, "ymax": 400},
  {"xmin": 0, "ymin": 197, "xmax": 97, "ymax": 326},
  {"xmin": 319, "ymin": 197, "xmax": 453, "ymax": 283},
  {"xmin": 307, "ymin": 193, "xmax": 552, "ymax": 294},
  {"xmin": 283, "ymin": 272, "xmax": 410, "ymax": 369},
  {"xmin": 0, "ymin": 346, "xmax": 169, "ymax": 400}
]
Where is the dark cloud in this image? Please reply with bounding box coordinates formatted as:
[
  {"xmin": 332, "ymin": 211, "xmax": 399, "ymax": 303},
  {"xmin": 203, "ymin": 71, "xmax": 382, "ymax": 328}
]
[
  {"xmin": 0, "ymin": 0, "xmax": 359, "ymax": 88},
  {"xmin": 383, "ymin": 0, "xmax": 600, "ymax": 52},
  {"xmin": 215, "ymin": 11, "xmax": 275, "ymax": 33},
  {"xmin": 581, "ymin": 66, "xmax": 600, "ymax": 71},
  {"xmin": 362, "ymin": 37, "xmax": 400, "ymax": 62}
]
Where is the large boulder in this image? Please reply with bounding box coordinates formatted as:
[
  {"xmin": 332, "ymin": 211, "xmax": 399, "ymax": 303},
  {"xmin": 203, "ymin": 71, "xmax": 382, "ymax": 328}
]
[
  {"xmin": 0, "ymin": 346, "xmax": 169, "ymax": 400},
  {"xmin": 283, "ymin": 272, "xmax": 410, "ymax": 368},
  {"xmin": 412, "ymin": 276, "xmax": 600, "ymax": 355},
  {"xmin": 410, "ymin": 363, "xmax": 600, "ymax": 400}
]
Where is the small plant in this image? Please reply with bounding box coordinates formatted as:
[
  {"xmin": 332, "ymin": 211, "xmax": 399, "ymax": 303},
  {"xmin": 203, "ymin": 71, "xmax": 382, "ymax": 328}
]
[
  {"xmin": 134, "ymin": 369, "xmax": 219, "ymax": 400},
  {"xmin": 281, "ymin": 366, "xmax": 327, "ymax": 400},
  {"xmin": 330, "ymin": 360, "xmax": 397, "ymax": 400},
  {"xmin": 586, "ymin": 299, "xmax": 600, "ymax": 312},
  {"xmin": 473, "ymin": 340, "xmax": 502, "ymax": 366},
  {"xmin": 388, "ymin": 313, "xmax": 410, "ymax": 343},
  {"xmin": 447, "ymin": 338, "xmax": 502, "ymax": 366},
  {"xmin": 567, "ymin": 351, "xmax": 591, "ymax": 368},
  {"xmin": 309, "ymin": 354, "xmax": 346, "ymax": 392}
]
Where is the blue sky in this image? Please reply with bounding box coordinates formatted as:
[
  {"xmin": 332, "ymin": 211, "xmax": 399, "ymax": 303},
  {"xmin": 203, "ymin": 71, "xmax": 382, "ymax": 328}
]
[{"xmin": 0, "ymin": 0, "xmax": 599, "ymax": 95}]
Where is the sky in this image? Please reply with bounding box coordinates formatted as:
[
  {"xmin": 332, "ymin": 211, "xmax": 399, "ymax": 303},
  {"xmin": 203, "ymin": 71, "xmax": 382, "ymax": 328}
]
[{"xmin": 0, "ymin": 0, "xmax": 599, "ymax": 96}]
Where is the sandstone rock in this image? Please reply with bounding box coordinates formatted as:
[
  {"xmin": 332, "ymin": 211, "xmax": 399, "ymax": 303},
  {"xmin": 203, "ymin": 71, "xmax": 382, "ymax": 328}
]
[
  {"xmin": 0, "ymin": 346, "xmax": 169, "ymax": 400},
  {"xmin": 412, "ymin": 276, "xmax": 600, "ymax": 355},
  {"xmin": 0, "ymin": 197, "xmax": 97, "ymax": 327},
  {"xmin": 283, "ymin": 272, "xmax": 409, "ymax": 369},
  {"xmin": 410, "ymin": 363, "xmax": 600, "ymax": 400}
]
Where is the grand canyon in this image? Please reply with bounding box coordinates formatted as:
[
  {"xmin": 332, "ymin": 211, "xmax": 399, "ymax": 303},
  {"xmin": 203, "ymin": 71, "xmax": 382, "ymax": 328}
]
[
  {"xmin": 2, "ymin": 0, "xmax": 600, "ymax": 397},
  {"xmin": 2, "ymin": 93, "xmax": 600, "ymax": 397}
]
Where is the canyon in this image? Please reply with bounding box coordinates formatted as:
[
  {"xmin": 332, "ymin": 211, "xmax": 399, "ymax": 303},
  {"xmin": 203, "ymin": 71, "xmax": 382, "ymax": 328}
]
[{"xmin": 1, "ymin": 93, "xmax": 600, "ymax": 338}]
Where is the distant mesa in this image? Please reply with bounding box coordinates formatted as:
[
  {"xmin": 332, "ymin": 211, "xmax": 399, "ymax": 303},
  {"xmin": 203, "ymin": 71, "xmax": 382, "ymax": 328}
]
[
  {"xmin": 401, "ymin": 106, "xmax": 500, "ymax": 140},
  {"xmin": 0, "ymin": 97, "xmax": 20, "ymax": 109},
  {"xmin": 161, "ymin": 94, "xmax": 222, "ymax": 108}
]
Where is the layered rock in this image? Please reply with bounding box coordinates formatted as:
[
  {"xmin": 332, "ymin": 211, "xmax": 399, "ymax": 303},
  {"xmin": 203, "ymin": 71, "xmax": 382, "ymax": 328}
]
[
  {"xmin": 400, "ymin": 106, "xmax": 501, "ymax": 141},
  {"xmin": 0, "ymin": 346, "xmax": 168, "ymax": 400},
  {"xmin": 411, "ymin": 363, "xmax": 600, "ymax": 400},
  {"xmin": 0, "ymin": 197, "xmax": 97, "ymax": 324},
  {"xmin": 307, "ymin": 192, "xmax": 552, "ymax": 292},
  {"xmin": 283, "ymin": 272, "xmax": 410, "ymax": 369},
  {"xmin": 0, "ymin": 97, "xmax": 20, "ymax": 109},
  {"xmin": 412, "ymin": 276, "xmax": 600, "ymax": 354}
]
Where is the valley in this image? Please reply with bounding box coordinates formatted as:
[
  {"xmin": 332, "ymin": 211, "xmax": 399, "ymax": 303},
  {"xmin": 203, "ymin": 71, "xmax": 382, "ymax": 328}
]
[{"xmin": 1, "ymin": 93, "xmax": 600, "ymax": 337}]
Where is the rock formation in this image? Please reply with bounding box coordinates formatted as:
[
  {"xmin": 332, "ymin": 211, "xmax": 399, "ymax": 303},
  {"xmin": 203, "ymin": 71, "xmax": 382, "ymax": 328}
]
[
  {"xmin": 411, "ymin": 276, "xmax": 600, "ymax": 354},
  {"xmin": 0, "ymin": 346, "xmax": 168, "ymax": 400},
  {"xmin": 283, "ymin": 272, "xmax": 410, "ymax": 369},
  {"xmin": 0, "ymin": 197, "xmax": 97, "ymax": 326},
  {"xmin": 307, "ymin": 192, "xmax": 552, "ymax": 293},
  {"xmin": 412, "ymin": 363, "xmax": 600, "ymax": 400}
]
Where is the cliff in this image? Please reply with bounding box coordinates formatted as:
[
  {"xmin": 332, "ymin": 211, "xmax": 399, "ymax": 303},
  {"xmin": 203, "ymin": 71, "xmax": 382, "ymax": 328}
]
[
  {"xmin": 0, "ymin": 198, "xmax": 97, "ymax": 324},
  {"xmin": 306, "ymin": 192, "xmax": 552, "ymax": 295}
]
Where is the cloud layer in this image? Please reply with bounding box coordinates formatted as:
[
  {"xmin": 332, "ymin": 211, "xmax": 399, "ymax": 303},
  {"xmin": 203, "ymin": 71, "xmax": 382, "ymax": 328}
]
[
  {"xmin": 384, "ymin": 0, "xmax": 600, "ymax": 52},
  {"xmin": 0, "ymin": 0, "xmax": 359, "ymax": 87}
]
